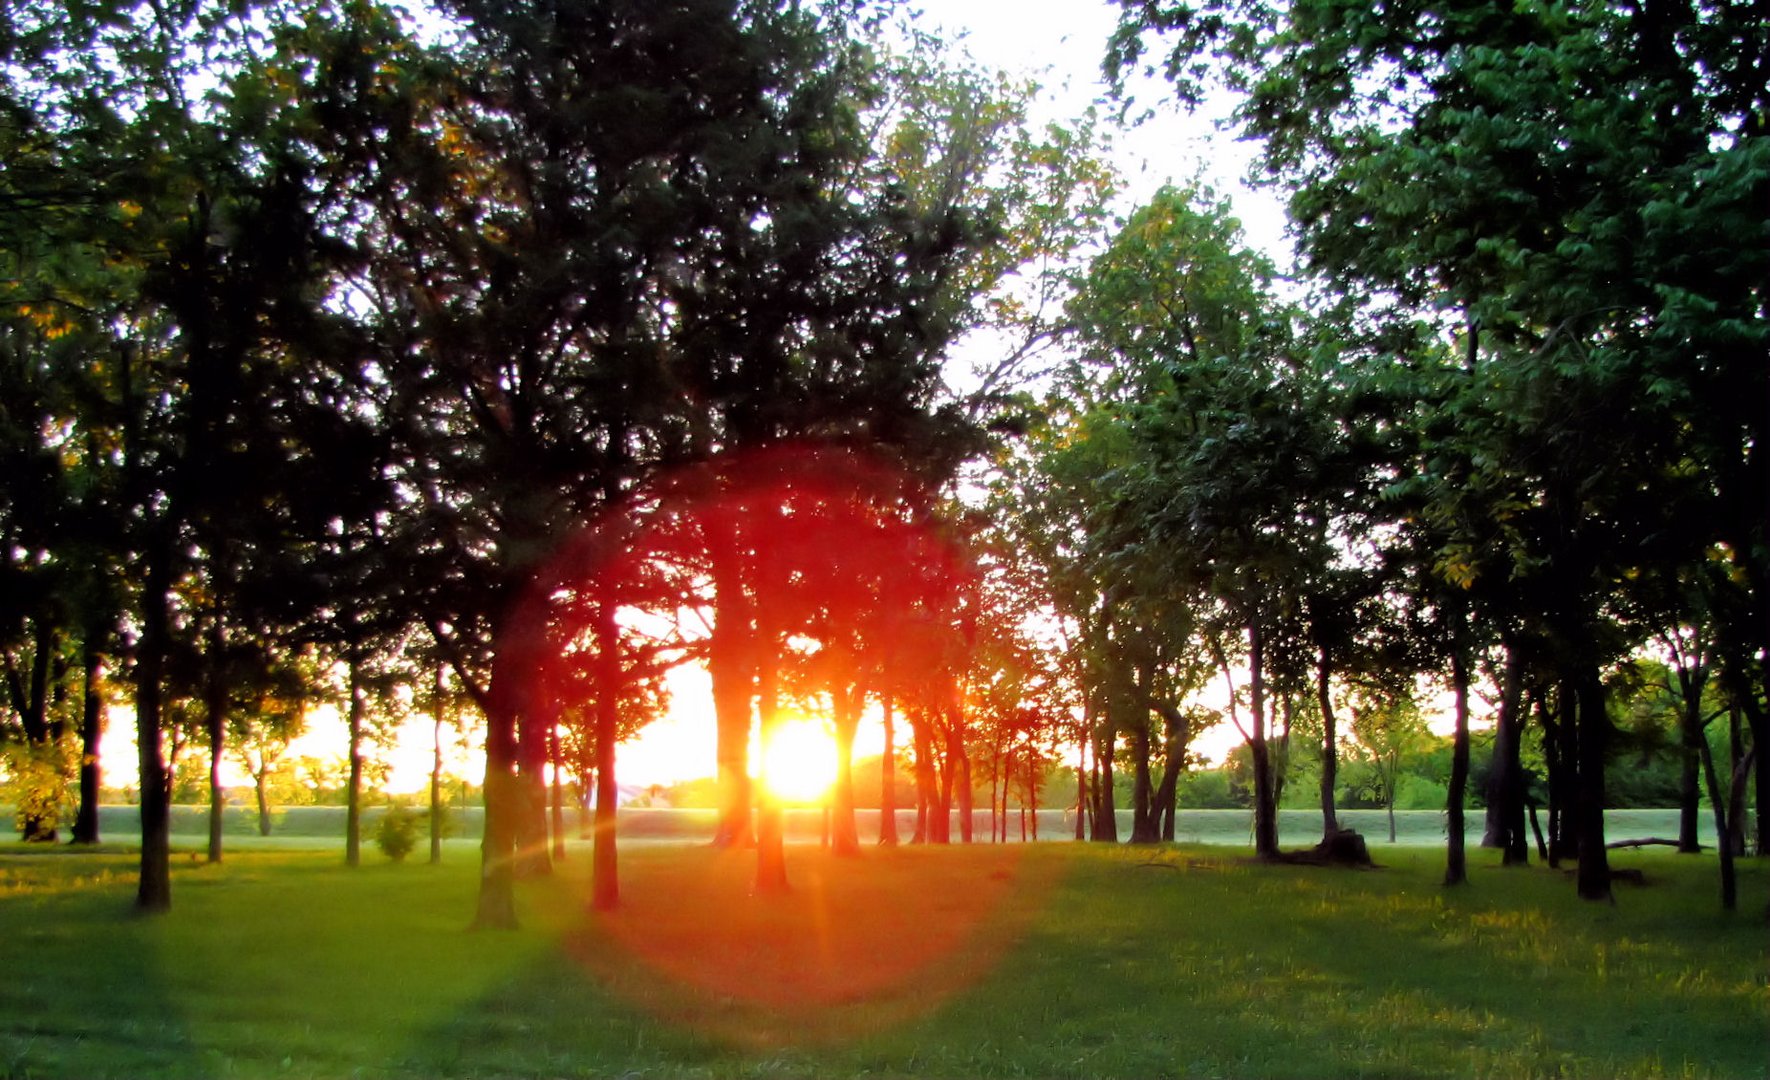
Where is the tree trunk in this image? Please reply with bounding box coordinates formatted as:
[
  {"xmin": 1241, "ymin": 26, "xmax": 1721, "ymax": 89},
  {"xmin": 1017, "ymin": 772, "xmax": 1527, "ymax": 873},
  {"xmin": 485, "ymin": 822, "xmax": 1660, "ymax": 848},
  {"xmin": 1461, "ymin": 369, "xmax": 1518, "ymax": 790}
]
[
  {"xmin": 1316, "ymin": 648, "xmax": 1339, "ymax": 841},
  {"xmin": 345, "ymin": 648, "xmax": 364, "ymax": 869},
  {"xmin": 205, "ymin": 609, "xmax": 227, "ymax": 865},
  {"xmin": 549, "ymin": 724, "xmax": 566, "ymax": 863},
  {"xmin": 1444, "ymin": 644, "xmax": 1471, "ymax": 886},
  {"xmin": 1129, "ymin": 705, "xmax": 1158, "ymax": 844},
  {"xmin": 830, "ymin": 690, "xmax": 861, "ymax": 856},
  {"xmin": 955, "ymin": 730, "xmax": 973, "ymax": 844},
  {"xmin": 135, "ymin": 549, "xmax": 174, "ymax": 913},
  {"xmin": 1488, "ymin": 654, "xmax": 1530, "ymax": 865},
  {"xmin": 1673, "ymin": 670, "xmax": 1705, "ymax": 853},
  {"xmin": 878, "ymin": 693, "xmax": 899, "ymax": 846},
  {"xmin": 753, "ymin": 597, "xmax": 789, "ymax": 892},
  {"xmin": 430, "ymin": 674, "xmax": 445, "ymax": 865},
  {"xmin": 72, "ymin": 642, "xmax": 103, "ymax": 845},
  {"xmin": 254, "ymin": 767, "xmax": 272, "ymax": 837},
  {"xmin": 591, "ymin": 597, "xmax": 622, "ymax": 911},
  {"xmin": 1698, "ymin": 727, "xmax": 1738, "ymax": 910},
  {"xmin": 1574, "ymin": 668, "xmax": 1612, "ymax": 902},
  {"xmin": 1092, "ymin": 710, "xmax": 1118, "ymax": 843},
  {"xmin": 17, "ymin": 620, "xmax": 58, "ymax": 843},
  {"xmin": 911, "ymin": 717, "xmax": 936, "ymax": 844},
  {"xmin": 473, "ymin": 613, "xmax": 526, "ymax": 930},
  {"xmin": 708, "ymin": 526, "xmax": 756, "ymax": 850},
  {"xmin": 1248, "ymin": 621, "xmax": 1279, "ymax": 859},
  {"xmin": 1074, "ymin": 734, "xmax": 1088, "ymax": 840}
]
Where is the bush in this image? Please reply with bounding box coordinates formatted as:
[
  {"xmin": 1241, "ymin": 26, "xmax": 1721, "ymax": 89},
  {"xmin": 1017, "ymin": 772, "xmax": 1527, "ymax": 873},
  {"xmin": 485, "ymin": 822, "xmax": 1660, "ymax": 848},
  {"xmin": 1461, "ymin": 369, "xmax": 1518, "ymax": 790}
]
[{"xmin": 374, "ymin": 804, "xmax": 419, "ymax": 862}]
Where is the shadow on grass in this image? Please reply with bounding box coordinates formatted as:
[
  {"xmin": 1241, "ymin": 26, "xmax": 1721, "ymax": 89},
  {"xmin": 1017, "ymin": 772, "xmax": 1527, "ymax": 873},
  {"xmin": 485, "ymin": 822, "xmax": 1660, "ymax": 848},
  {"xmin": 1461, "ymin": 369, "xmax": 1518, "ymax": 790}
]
[
  {"xmin": 394, "ymin": 843, "xmax": 1067, "ymax": 1076},
  {"xmin": 0, "ymin": 851, "xmax": 215, "ymax": 1079}
]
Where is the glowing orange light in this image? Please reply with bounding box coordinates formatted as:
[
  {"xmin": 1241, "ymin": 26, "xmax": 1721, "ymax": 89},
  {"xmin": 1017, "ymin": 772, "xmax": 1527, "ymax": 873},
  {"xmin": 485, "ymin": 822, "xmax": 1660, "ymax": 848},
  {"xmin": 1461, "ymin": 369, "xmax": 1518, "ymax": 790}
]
[{"xmin": 758, "ymin": 715, "xmax": 837, "ymax": 805}]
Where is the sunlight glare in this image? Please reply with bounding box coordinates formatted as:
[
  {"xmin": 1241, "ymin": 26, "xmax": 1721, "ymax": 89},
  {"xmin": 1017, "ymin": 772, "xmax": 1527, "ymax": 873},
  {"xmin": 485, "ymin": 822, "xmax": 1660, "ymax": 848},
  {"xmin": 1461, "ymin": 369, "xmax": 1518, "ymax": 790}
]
[{"xmin": 758, "ymin": 715, "xmax": 837, "ymax": 805}]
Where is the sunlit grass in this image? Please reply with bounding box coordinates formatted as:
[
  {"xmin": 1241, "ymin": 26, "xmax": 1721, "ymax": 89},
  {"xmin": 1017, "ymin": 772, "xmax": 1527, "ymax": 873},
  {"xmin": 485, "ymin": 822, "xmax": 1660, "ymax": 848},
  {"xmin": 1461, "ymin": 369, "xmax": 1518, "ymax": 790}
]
[{"xmin": 0, "ymin": 841, "xmax": 1763, "ymax": 1078}]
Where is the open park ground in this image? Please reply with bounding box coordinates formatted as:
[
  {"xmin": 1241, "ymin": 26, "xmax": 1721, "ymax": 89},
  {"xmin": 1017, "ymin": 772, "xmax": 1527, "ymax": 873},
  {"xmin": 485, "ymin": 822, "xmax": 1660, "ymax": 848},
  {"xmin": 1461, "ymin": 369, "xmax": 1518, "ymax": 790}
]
[{"xmin": 1, "ymin": 828, "xmax": 1765, "ymax": 1080}]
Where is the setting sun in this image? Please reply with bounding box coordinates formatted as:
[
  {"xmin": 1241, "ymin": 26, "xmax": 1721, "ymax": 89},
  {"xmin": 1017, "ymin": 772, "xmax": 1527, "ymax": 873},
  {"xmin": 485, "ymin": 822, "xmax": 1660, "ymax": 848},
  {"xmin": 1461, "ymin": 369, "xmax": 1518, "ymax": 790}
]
[{"xmin": 757, "ymin": 715, "xmax": 838, "ymax": 805}]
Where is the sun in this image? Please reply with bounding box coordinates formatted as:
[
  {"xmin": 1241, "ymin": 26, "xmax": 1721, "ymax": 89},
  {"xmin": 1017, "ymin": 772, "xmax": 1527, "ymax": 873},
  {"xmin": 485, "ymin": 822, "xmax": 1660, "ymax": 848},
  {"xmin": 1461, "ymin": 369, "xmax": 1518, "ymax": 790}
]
[{"xmin": 757, "ymin": 715, "xmax": 838, "ymax": 805}]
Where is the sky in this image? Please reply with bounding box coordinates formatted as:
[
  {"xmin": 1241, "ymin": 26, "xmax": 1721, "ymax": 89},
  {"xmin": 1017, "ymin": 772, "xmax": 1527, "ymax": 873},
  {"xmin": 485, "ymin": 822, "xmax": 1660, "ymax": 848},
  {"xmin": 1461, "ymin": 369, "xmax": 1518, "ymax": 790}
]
[{"xmin": 94, "ymin": 0, "xmax": 1293, "ymax": 798}]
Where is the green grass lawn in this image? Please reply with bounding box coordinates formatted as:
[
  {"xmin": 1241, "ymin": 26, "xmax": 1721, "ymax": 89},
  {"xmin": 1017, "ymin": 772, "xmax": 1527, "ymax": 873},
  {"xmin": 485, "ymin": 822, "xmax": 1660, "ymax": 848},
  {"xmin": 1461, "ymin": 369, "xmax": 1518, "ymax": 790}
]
[{"xmin": 0, "ymin": 840, "xmax": 1763, "ymax": 1079}]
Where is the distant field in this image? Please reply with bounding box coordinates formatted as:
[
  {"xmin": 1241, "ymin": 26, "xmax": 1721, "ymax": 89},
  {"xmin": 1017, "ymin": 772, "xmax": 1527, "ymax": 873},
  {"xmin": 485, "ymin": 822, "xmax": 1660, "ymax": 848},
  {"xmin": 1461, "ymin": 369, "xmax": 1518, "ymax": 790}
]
[
  {"xmin": 0, "ymin": 842, "xmax": 1762, "ymax": 1079},
  {"xmin": 53, "ymin": 803, "xmax": 1715, "ymax": 849}
]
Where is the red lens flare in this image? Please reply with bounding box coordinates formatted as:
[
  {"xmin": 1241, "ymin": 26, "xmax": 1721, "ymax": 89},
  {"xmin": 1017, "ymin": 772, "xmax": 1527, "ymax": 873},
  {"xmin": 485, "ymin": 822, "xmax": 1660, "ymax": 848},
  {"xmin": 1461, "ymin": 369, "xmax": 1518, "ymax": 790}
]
[{"xmin": 507, "ymin": 442, "xmax": 1046, "ymax": 1039}]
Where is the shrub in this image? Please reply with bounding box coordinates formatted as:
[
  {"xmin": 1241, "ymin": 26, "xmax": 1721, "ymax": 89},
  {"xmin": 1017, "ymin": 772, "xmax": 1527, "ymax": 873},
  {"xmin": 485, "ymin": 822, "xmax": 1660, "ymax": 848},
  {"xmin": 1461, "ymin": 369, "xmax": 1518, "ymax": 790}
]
[{"xmin": 374, "ymin": 804, "xmax": 419, "ymax": 862}]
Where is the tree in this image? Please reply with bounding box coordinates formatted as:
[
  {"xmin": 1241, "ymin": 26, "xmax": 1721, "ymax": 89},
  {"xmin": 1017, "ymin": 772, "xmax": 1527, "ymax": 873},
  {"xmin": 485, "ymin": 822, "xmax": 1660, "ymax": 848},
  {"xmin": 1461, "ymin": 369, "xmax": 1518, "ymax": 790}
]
[
  {"xmin": 1347, "ymin": 687, "xmax": 1429, "ymax": 844},
  {"xmin": 1113, "ymin": 0, "xmax": 1769, "ymax": 901}
]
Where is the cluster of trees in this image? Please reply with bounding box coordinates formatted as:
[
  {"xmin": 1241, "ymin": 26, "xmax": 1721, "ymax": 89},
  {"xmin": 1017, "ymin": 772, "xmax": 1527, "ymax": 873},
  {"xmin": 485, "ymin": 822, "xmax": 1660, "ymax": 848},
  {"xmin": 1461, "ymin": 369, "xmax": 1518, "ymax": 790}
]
[
  {"xmin": 0, "ymin": 0, "xmax": 1122, "ymax": 921},
  {"xmin": 983, "ymin": 0, "xmax": 1763, "ymax": 906},
  {"xmin": 2, "ymin": 0, "xmax": 1761, "ymax": 924}
]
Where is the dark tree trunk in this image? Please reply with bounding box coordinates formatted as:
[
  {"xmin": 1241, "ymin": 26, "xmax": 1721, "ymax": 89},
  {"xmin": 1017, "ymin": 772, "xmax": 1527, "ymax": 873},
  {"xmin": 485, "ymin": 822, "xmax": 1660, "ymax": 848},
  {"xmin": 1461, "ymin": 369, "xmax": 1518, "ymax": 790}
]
[
  {"xmin": 430, "ymin": 668, "xmax": 445, "ymax": 865},
  {"xmin": 135, "ymin": 549, "xmax": 174, "ymax": 913},
  {"xmin": 830, "ymin": 689, "xmax": 861, "ymax": 856},
  {"xmin": 1574, "ymin": 668, "xmax": 1612, "ymax": 902},
  {"xmin": 707, "ymin": 526, "xmax": 756, "ymax": 850},
  {"xmin": 548, "ymin": 722, "xmax": 566, "ymax": 863},
  {"xmin": 1726, "ymin": 707, "xmax": 1747, "ymax": 856},
  {"xmin": 205, "ymin": 609, "xmax": 227, "ymax": 865},
  {"xmin": 955, "ymin": 733, "xmax": 973, "ymax": 844},
  {"xmin": 1248, "ymin": 622, "xmax": 1279, "ymax": 859},
  {"xmin": 1673, "ymin": 664, "xmax": 1706, "ymax": 853},
  {"xmin": 17, "ymin": 620, "xmax": 58, "ymax": 843},
  {"xmin": 1444, "ymin": 644, "xmax": 1472, "ymax": 886},
  {"xmin": 934, "ymin": 723, "xmax": 955, "ymax": 845},
  {"xmin": 473, "ymin": 610, "xmax": 527, "ymax": 930},
  {"xmin": 1153, "ymin": 704, "xmax": 1185, "ymax": 843},
  {"xmin": 1541, "ymin": 686, "xmax": 1578, "ymax": 868},
  {"xmin": 753, "ymin": 595, "xmax": 789, "ymax": 891},
  {"xmin": 72, "ymin": 642, "xmax": 103, "ymax": 845},
  {"xmin": 1092, "ymin": 710, "xmax": 1118, "ymax": 843},
  {"xmin": 345, "ymin": 648, "xmax": 364, "ymax": 869},
  {"xmin": 591, "ymin": 597, "xmax": 622, "ymax": 910},
  {"xmin": 878, "ymin": 694, "xmax": 899, "ymax": 846},
  {"xmin": 1074, "ymin": 732, "xmax": 1088, "ymax": 840},
  {"xmin": 1698, "ymin": 728, "xmax": 1738, "ymax": 910},
  {"xmin": 1316, "ymin": 648, "xmax": 1339, "ymax": 841},
  {"xmin": 912, "ymin": 716, "xmax": 939, "ymax": 844},
  {"xmin": 1481, "ymin": 647, "xmax": 1528, "ymax": 864},
  {"xmin": 1129, "ymin": 704, "xmax": 1158, "ymax": 844},
  {"xmin": 254, "ymin": 769, "xmax": 272, "ymax": 837}
]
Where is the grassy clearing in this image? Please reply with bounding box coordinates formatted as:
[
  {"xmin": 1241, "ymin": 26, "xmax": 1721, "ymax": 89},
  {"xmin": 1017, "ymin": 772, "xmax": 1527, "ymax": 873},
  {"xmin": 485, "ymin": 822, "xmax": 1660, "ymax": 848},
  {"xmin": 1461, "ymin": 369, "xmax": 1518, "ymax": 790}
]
[{"xmin": 0, "ymin": 841, "xmax": 1763, "ymax": 1079}]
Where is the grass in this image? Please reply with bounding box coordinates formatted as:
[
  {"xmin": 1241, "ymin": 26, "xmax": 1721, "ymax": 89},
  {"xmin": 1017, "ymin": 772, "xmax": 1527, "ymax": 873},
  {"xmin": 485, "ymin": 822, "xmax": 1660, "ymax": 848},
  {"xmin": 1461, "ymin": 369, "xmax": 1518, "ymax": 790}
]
[{"xmin": 0, "ymin": 840, "xmax": 1764, "ymax": 1079}]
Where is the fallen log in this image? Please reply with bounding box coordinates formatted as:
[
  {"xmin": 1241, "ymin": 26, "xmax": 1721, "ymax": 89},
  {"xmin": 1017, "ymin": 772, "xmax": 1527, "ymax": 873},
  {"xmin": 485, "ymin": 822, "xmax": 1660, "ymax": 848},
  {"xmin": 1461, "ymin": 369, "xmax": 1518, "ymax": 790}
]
[{"xmin": 1606, "ymin": 837, "xmax": 1700, "ymax": 851}]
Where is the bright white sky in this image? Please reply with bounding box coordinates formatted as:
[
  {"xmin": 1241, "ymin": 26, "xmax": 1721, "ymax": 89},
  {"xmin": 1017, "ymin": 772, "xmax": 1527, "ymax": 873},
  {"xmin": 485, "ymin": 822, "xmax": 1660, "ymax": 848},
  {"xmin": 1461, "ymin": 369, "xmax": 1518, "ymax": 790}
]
[{"xmin": 96, "ymin": 1, "xmax": 1295, "ymax": 797}]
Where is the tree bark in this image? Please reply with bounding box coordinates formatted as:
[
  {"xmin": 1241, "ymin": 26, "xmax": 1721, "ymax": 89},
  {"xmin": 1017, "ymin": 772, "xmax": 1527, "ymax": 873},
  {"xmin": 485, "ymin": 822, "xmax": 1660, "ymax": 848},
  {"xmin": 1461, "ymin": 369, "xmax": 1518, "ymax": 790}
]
[
  {"xmin": 590, "ymin": 596, "xmax": 622, "ymax": 910},
  {"xmin": 830, "ymin": 688, "xmax": 861, "ymax": 856},
  {"xmin": 707, "ymin": 522, "xmax": 756, "ymax": 850},
  {"xmin": 135, "ymin": 548, "xmax": 174, "ymax": 913},
  {"xmin": 345, "ymin": 646, "xmax": 364, "ymax": 869},
  {"xmin": 1444, "ymin": 643, "xmax": 1471, "ymax": 886},
  {"xmin": 1697, "ymin": 727, "xmax": 1738, "ymax": 910},
  {"xmin": 1316, "ymin": 647, "xmax": 1339, "ymax": 841},
  {"xmin": 878, "ymin": 693, "xmax": 899, "ymax": 846},
  {"xmin": 205, "ymin": 608, "xmax": 227, "ymax": 865},
  {"xmin": 1574, "ymin": 668, "xmax": 1612, "ymax": 902},
  {"xmin": 1248, "ymin": 621, "xmax": 1279, "ymax": 859},
  {"xmin": 1129, "ymin": 700, "xmax": 1158, "ymax": 844},
  {"xmin": 72, "ymin": 642, "xmax": 103, "ymax": 845},
  {"xmin": 430, "ymin": 665, "xmax": 446, "ymax": 865},
  {"xmin": 1092, "ymin": 706, "xmax": 1118, "ymax": 843}
]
